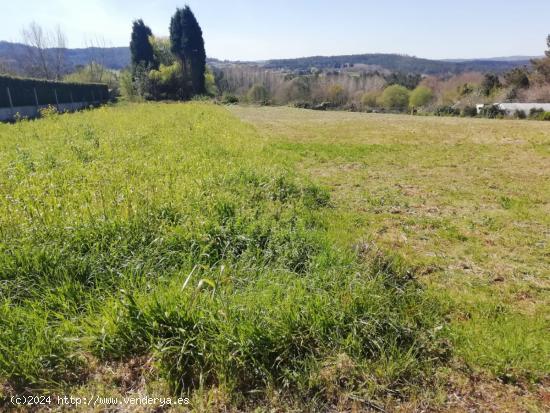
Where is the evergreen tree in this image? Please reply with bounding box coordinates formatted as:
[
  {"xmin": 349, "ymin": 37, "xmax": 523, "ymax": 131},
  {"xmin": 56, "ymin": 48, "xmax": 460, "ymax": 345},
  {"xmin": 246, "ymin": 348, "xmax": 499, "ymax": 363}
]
[
  {"xmin": 170, "ymin": 6, "xmax": 206, "ymax": 95},
  {"xmin": 130, "ymin": 19, "xmax": 157, "ymax": 74}
]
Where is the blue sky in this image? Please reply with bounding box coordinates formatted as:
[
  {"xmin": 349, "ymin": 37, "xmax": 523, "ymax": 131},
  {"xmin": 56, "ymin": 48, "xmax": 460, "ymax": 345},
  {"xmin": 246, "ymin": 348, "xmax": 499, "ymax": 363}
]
[{"xmin": 1, "ymin": 0, "xmax": 549, "ymax": 60}]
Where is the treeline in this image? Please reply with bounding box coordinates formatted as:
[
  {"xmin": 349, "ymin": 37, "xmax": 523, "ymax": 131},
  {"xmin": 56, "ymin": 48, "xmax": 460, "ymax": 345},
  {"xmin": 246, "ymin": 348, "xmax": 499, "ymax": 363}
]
[
  {"xmin": 212, "ymin": 34, "xmax": 550, "ymax": 119},
  {"xmin": 262, "ymin": 53, "xmax": 530, "ymax": 75}
]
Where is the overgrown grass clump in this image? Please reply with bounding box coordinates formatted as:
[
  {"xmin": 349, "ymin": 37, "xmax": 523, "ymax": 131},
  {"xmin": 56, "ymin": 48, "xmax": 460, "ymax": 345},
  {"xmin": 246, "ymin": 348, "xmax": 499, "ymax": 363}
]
[{"xmin": 0, "ymin": 103, "xmax": 447, "ymax": 406}]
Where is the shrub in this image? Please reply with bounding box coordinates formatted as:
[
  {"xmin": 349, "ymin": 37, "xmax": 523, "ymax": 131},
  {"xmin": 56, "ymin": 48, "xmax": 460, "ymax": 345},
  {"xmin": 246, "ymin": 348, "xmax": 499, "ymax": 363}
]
[
  {"xmin": 481, "ymin": 73, "xmax": 501, "ymax": 96},
  {"xmin": 529, "ymin": 108, "xmax": 550, "ymax": 121},
  {"xmin": 514, "ymin": 109, "xmax": 527, "ymax": 119},
  {"xmin": 479, "ymin": 105, "xmax": 505, "ymax": 119},
  {"xmin": 327, "ymin": 84, "xmax": 347, "ymax": 106},
  {"xmin": 247, "ymin": 84, "xmax": 269, "ymax": 104},
  {"xmin": 462, "ymin": 106, "xmax": 478, "ymax": 117},
  {"xmin": 148, "ymin": 62, "xmax": 187, "ymax": 100},
  {"xmin": 434, "ymin": 106, "xmax": 460, "ymax": 117},
  {"xmin": 221, "ymin": 93, "xmax": 239, "ymax": 104},
  {"xmin": 380, "ymin": 85, "xmax": 410, "ymax": 111},
  {"xmin": 409, "ymin": 86, "xmax": 434, "ymax": 110},
  {"xmin": 361, "ymin": 90, "xmax": 381, "ymax": 108}
]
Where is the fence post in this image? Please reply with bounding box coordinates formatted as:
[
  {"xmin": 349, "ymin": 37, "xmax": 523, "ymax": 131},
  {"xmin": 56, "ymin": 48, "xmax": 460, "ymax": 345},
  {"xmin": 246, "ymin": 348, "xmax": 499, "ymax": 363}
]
[
  {"xmin": 6, "ymin": 87, "xmax": 14, "ymax": 117},
  {"xmin": 54, "ymin": 89, "xmax": 60, "ymax": 111},
  {"xmin": 33, "ymin": 87, "xmax": 39, "ymax": 107}
]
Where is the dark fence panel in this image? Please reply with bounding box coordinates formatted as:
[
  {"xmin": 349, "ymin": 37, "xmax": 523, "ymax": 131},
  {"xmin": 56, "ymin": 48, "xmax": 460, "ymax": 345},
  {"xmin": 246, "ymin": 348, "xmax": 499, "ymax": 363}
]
[{"xmin": 0, "ymin": 76, "xmax": 109, "ymax": 108}]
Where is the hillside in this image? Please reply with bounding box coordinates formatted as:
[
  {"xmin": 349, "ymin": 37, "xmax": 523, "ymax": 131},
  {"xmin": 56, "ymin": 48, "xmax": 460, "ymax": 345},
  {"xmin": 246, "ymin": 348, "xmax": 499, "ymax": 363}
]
[
  {"xmin": 261, "ymin": 53, "xmax": 532, "ymax": 74},
  {"xmin": 0, "ymin": 41, "xmax": 532, "ymax": 76},
  {"xmin": 0, "ymin": 41, "xmax": 130, "ymax": 72}
]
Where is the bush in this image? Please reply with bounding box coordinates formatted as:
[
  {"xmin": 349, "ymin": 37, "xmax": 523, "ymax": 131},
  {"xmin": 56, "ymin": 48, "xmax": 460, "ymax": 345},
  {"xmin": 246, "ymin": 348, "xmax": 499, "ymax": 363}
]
[
  {"xmin": 361, "ymin": 90, "xmax": 381, "ymax": 108},
  {"xmin": 221, "ymin": 93, "xmax": 239, "ymax": 104},
  {"xmin": 434, "ymin": 106, "xmax": 460, "ymax": 117},
  {"xmin": 514, "ymin": 109, "xmax": 527, "ymax": 119},
  {"xmin": 380, "ymin": 85, "xmax": 410, "ymax": 111},
  {"xmin": 148, "ymin": 63, "xmax": 187, "ymax": 100},
  {"xmin": 481, "ymin": 73, "xmax": 501, "ymax": 96},
  {"xmin": 462, "ymin": 106, "xmax": 478, "ymax": 117},
  {"xmin": 409, "ymin": 86, "xmax": 434, "ymax": 110},
  {"xmin": 247, "ymin": 84, "xmax": 269, "ymax": 104},
  {"xmin": 479, "ymin": 105, "xmax": 505, "ymax": 119},
  {"xmin": 529, "ymin": 108, "xmax": 550, "ymax": 120}
]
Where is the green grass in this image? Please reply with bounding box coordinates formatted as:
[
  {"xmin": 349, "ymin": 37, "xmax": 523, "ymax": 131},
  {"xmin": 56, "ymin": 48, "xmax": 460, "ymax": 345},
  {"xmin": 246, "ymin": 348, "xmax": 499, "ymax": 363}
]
[
  {"xmin": 0, "ymin": 103, "xmax": 448, "ymax": 410},
  {"xmin": 230, "ymin": 106, "xmax": 550, "ymax": 407}
]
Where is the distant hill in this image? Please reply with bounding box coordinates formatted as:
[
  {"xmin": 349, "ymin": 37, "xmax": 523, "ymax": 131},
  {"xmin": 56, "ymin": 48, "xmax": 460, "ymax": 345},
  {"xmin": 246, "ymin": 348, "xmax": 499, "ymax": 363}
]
[
  {"xmin": 0, "ymin": 41, "xmax": 534, "ymax": 76},
  {"xmin": 260, "ymin": 54, "xmax": 532, "ymax": 74},
  {"xmin": 0, "ymin": 41, "xmax": 130, "ymax": 73}
]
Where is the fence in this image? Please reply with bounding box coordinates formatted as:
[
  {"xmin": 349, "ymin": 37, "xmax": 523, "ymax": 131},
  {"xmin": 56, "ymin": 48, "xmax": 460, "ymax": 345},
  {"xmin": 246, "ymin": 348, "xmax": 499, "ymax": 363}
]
[{"xmin": 0, "ymin": 75, "xmax": 109, "ymax": 121}]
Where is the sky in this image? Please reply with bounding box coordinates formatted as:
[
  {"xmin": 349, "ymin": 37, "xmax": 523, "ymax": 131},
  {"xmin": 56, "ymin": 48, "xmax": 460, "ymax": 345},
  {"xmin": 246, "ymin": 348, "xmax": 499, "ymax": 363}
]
[{"xmin": 1, "ymin": 0, "xmax": 549, "ymax": 60}]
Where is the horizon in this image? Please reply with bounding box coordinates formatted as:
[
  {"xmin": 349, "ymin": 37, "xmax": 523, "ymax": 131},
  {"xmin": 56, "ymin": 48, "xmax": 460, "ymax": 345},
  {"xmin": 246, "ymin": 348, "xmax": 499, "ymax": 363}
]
[{"xmin": 1, "ymin": 1, "xmax": 549, "ymax": 61}]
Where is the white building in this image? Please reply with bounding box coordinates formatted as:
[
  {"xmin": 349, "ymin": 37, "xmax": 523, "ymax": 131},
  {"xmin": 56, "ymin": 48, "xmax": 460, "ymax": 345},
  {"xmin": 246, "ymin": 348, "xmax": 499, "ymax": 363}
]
[{"xmin": 477, "ymin": 103, "xmax": 550, "ymax": 115}]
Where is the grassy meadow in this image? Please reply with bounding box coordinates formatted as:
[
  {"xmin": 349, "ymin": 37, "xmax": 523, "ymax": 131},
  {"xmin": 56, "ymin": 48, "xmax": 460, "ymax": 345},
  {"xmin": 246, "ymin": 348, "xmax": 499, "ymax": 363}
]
[{"xmin": 0, "ymin": 102, "xmax": 548, "ymax": 411}]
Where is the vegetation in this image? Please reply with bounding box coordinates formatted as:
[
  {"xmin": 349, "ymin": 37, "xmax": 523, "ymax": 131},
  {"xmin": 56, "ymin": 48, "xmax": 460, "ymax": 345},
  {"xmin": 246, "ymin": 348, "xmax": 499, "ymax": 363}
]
[
  {"xmin": 130, "ymin": 19, "xmax": 157, "ymax": 74},
  {"xmin": 231, "ymin": 105, "xmax": 550, "ymax": 411},
  {"xmin": 170, "ymin": 6, "xmax": 206, "ymax": 95},
  {"xmin": 380, "ymin": 84, "xmax": 410, "ymax": 110},
  {"xmin": 409, "ymin": 86, "xmax": 434, "ymax": 110},
  {"xmin": 0, "ymin": 103, "xmax": 452, "ymax": 410}
]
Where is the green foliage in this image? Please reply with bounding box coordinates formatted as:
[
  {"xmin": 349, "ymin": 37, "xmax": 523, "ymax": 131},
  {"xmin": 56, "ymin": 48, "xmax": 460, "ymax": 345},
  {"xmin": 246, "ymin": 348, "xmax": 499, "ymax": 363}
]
[
  {"xmin": 514, "ymin": 109, "xmax": 527, "ymax": 119},
  {"xmin": 409, "ymin": 86, "xmax": 434, "ymax": 109},
  {"xmin": 0, "ymin": 75, "xmax": 108, "ymax": 108},
  {"xmin": 148, "ymin": 62, "xmax": 186, "ymax": 100},
  {"xmin": 380, "ymin": 85, "xmax": 410, "ymax": 111},
  {"xmin": 504, "ymin": 67, "xmax": 530, "ymax": 89},
  {"xmin": 361, "ymin": 90, "xmax": 382, "ymax": 108},
  {"xmin": 481, "ymin": 73, "xmax": 501, "ymax": 96},
  {"xmin": 462, "ymin": 106, "xmax": 478, "ymax": 117},
  {"xmin": 327, "ymin": 84, "xmax": 347, "ymax": 106},
  {"xmin": 221, "ymin": 93, "xmax": 239, "ymax": 104},
  {"xmin": 479, "ymin": 105, "xmax": 504, "ymax": 119},
  {"xmin": 434, "ymin": 106, "xmax": 460, "ymax": 117},
  {"xmin": 170, "ymin": 6, "xmax": 206, "ymax": 95},
  {"xmin": 0, "ymin": 103, "xmax": 447, "ymax": 404},
  {"xmin": 130, "ymin": 19, "xmax": 157, "ymax": 73},
  {"xmin": 247, "ymin": 84, "xmax": 269, "ymax": 104},
  {"xmin": 64, "ymin": 63, "xmax": 119, "ymax": 96},
  {"xmin": 119, "ymin": 70, "xmax": 140, "ymax": 101},
  {"xmin": 204, "ymin": 67, "xmax": 218, "ymax": 96},
  {"xmin": 149, "ymin": 36, "xmax": 176, "ymax": 67},
  {"xmin": 529, "ymin": 108, "xmax": 550, "ymax": 120},
  {"xmin": 385, "ymin": 72, "xmax": 421, "ymax": 89}
]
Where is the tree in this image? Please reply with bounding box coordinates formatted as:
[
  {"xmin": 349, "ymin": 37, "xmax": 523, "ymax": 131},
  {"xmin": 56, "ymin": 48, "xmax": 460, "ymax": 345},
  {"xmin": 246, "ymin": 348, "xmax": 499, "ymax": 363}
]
[
  {"xmin": 380, "ymin": 85, "xmax": 410, "ymax": 111},
  {"xmin": 504, "ymin": 67, "xmax": 530, "ymax": 89},
  {"xmin": 361, "ymin": 90, "xmax": 382, "ymax": 108},
  {"xmin": 21, "ymin": 22, "xmax": 67, "ymax": 80},
  {"xmin": 409, "ymin": 86, "xmax": 434, "ymax": 109},
  {"xmin": 130, "ymin": 19, "xmax": 157, "ymax": 74},
  {"xmin": 247, "ymin": 84, "xmax": 269, "ymax": 104},
  {"xmin": 150, "ymin": 36, "xmax": 176, "ymax": 67},
  {"xmin": 170, "ymin": 6, "xmax": 206, "ymax": 95},
  {"xmin": 481, "ymin": 73, "xmax": 501, "ymax": 96}
]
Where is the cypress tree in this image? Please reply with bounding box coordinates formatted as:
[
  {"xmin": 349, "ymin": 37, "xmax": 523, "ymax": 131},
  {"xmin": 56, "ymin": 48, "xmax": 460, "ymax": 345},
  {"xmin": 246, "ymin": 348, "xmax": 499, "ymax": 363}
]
[
  {"xmin": 130, "ymin": 19, "xmax": 157, "ymax": 73},
  {"xmin": 170, "ymin": 6, "xmax": 206, "ymax": 95}
]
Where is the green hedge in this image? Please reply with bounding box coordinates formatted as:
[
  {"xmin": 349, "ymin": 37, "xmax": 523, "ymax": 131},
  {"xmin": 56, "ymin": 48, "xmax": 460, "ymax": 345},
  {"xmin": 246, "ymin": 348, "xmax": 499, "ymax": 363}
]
[{"xmin": 0, "ymin": 76, "xmax": 109, "ymax": 108}]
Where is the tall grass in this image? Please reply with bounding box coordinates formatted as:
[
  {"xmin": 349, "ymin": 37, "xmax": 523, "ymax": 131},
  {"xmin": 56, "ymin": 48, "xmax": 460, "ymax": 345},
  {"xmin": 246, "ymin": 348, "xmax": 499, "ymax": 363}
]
[{"xmin": 0, "ymin": 103, "xmax": 447, "ymax": 407}]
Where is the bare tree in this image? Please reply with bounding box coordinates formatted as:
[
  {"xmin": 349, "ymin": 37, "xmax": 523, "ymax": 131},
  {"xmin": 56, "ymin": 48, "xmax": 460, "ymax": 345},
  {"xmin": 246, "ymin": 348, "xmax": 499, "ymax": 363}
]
[{"xmin": 21, "ymin": 22, "xmax": 67, "ymax": 80}]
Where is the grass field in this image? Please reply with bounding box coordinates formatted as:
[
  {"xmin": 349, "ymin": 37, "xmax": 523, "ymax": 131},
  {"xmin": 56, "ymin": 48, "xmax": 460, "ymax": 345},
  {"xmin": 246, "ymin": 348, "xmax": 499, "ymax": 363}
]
[{"xmin": 0, "ymin": 102, "xmax": 548, "ymax": 411}]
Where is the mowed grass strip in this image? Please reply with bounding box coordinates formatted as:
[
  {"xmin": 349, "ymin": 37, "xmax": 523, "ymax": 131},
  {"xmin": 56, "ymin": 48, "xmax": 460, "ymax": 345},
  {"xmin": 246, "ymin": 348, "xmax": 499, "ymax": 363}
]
[
  {"xmin": 230, "ymin": 106, "xmax": 550, "ymax": 383},
  {"xmin": 0, "ymin": 103, "xmax": 447, "ymax": 408}
]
